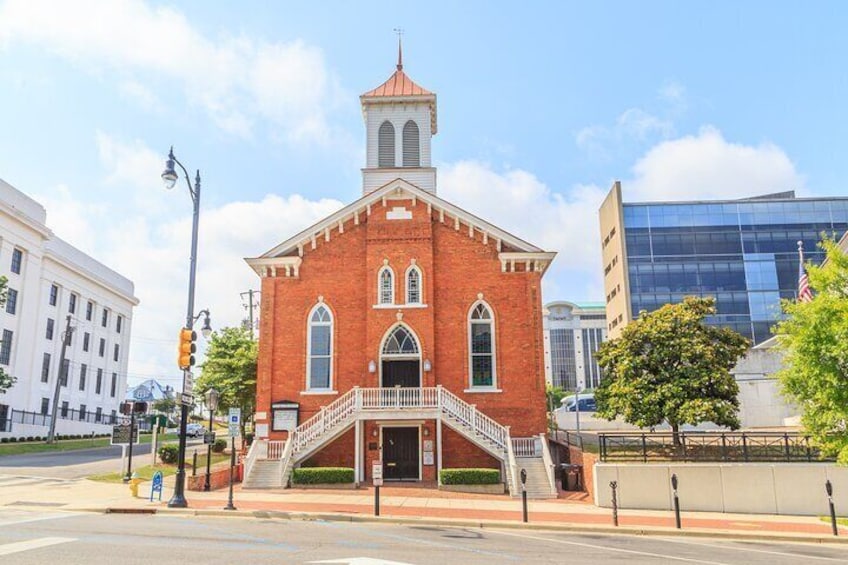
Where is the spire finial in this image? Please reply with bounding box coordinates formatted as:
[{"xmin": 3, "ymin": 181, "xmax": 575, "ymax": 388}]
[{"xmin": 394, "ymin": 27, "xmax": 404, "ymax": 70}]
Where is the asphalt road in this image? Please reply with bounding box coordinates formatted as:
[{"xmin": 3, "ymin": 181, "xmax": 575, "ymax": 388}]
[
  {"xmin": 0, "ymin": 508, "xmax": 844, "ymax": 564},
  {"xmin": 0, "ymin": 440, "xmax": 204, "ymax": 478}
]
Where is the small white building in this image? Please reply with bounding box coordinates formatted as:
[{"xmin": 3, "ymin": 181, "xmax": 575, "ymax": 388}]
[
  {"xmin": 543, "ymin": 301, "xmax": 607, "ymax": 391},
  {"xmin": 0, "ymin": 178, "xmax": 138, "ymax": 438}
]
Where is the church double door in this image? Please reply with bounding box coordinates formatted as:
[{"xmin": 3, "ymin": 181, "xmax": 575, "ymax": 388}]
[{"xmin": 381, "ymin": 360, "xmax": 420, "ymax": 388}]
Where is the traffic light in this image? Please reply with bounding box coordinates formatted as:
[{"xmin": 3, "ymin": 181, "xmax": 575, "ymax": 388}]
[{"xmin": 178, "ymin": 327, "xmax": 196, "ymax": 370}]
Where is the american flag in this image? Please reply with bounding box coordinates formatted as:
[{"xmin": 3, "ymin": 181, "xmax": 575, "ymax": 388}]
[{"xmin": 797, "ymin": 241, "xmax": 813, "ymax": 303}]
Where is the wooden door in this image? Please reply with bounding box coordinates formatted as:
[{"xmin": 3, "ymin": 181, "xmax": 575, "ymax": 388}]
[{"xmin": 382, "ymin": 427, "xmax": 419, "ymax": 480}]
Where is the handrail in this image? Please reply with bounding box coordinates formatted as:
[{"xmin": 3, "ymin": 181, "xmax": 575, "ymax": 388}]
[
  {"xmin": 438, "ymin": 387, "xmax": 508, "ymax": 450},
  {"xmin": 512, "ymin": 437, "xmax": 538, "ymax": 457},
  {"xmin": 505, "ymin": 430, "xmax": 519, "ymax": 494},
  {"xmin": 244, "ymin": 439, "xmax": 262, "ymax": 481},
  {"xmin": 267, "ymin": 440, "xmax": 286, "ymax": 459},
  {"xmin": 539, "ymin": 433, "xmax": 557, "ymax": 495}
]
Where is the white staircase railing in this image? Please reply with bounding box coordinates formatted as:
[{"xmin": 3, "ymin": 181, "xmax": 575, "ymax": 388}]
[
  {"xmin": 539, "ymin": 433, "xmax": 558, "ymax": 496},
  {"xmin": 512, "ymin": 437, "xmax": 539, "ymax": 457},
  {"xmin": 243, "ymin": 439, "xmax": 262, "ymax": 481},
  {"xmin": 506, "ymin": 433, "xmax": 519, "ymax": 495},
  {"xmin": 259, "ymin": 386, "xmax": 515, "ymax": 488},
  {"xmin": 267, "ymin": 440, "xmax": 286, "ymax": 460}
]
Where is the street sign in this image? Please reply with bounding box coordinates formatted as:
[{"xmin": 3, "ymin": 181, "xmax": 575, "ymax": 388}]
[
  {"xmin": 181, "ymin": 392, "xmax": 194, "ymax": 405},
  {"xmin": 203, "ymin": 431, "xmax": 216, "ymax": 445},
  {"xmin": 150, "ymin": 470, "xmax": 163, "ymax": 501},
  {"xmin": 372, "ymin": 462, "xmax": 383, "ymax": 486},
  {"xmin": 111, "ymin": 423, "xmax": 139, "ymax": 445},
  {"xmin": 182, "ymin": 371, "xmax": 194, "ymax": 397},
  {"xmin": 228, "ymin": 407, "xmax": 241, "ymax": 437}
]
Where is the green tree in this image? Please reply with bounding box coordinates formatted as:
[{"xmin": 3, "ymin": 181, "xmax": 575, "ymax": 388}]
[
  {"xmin": 594, "ymin": 296, "xmax": 749, "ymax": 445},
  {"xmin": 545, "ymin": 385, "xmax": 567, "ymax": 432},
  {"xmin": 195, "ymin": 326, "xmax": 257, "ymax": 435},
  {"xmin": 0, "ymin": 276, "xmax": 15, "ymax": 394},
  {"xmin": 152, "ymin": 396, "xmax": 176, "ymax": 418},
  {"xmin": 775, "ymin": 238, "xmax": 848, "ymax": 464}
]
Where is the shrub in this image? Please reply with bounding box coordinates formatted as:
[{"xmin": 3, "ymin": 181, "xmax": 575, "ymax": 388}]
[
  {"xmin": 159, "ymin": 445, "xmax": 179, "ymax": 464},
  {"xmin": 1, "ymin": 438, "xmax": 8, "ymax": 443},
  {"xmin": 292, "ymin": 467, "xmax": 355, "ymax": 485},
  {"xmin": 212, "ymin": 439, "xmax": 227, "ymax": 453},
  {"xmin": 9, "ymin": 437, "xmax": 17, "ymax": 442},
  {"xmin": 35, "ymin": 436, "xmax": 43, "ymax": 441},
  {"xmin": 26, "ymin": 436, "xmax": 34, "ymax": 442},
  {"xmin": 439, "ymin": 468, "xmax": 501, "ymax": 485},
  {"xmin": 244, "ymin": 432, "xmax": 254, "ymax": 447}
]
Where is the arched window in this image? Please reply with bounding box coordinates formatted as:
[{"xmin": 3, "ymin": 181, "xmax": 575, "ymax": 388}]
[
  {"xmin": 307, "ymin": 304, "xmax": 333, "ymax": 390},
  {"xmin": 406, "ymin": 265, "xmax": 422, "ymax": 304},
  {"xmin": 402, "ymin": 120, "xmax": 420, "ymax": 167},
  {"xmin": 382, "ymin": 325, "xmax": 419, "ymax": 356},
  {"xmin": 378, "ymin": 267, "xmax": 394, "ymax": 305},
  {"xmin": 469, "ymin": 302, "xmax": 496, "ymax": 388},
  {"xmin": 378, "ymin": 121, "xmax": 395, "ymax": 167}
]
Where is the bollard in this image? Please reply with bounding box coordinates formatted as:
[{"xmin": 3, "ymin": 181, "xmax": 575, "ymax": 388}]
[
  {"xmin": 610, "ymin": 481, "xmax": 619, "ymax": 526},
  {"xmin": 224, "ymin": 435, "xmax": 237, "ymax": 511},
  {"xmin": 374, "ymin": 485, "xmax": 380, "ymax": 516},
  {"xmin": 671, "ymin": 473, "xmax": 681, "ymax": 529},
  {"xmin": 192, "ymin": 451, "xmax": 198, "ymax": 476},
  {"xmin": 826, "ymin": 480, "xmax": 838, "ymax": 536},
  {"xmin": 520, "ymin": 468, "xmax": 528, "ymax": 523}
]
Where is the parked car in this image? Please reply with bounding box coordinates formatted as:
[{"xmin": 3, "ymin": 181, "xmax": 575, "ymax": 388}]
[
  {"xmin": 185, "ymin": 423, "xmax": 206, "ymax": 438},
  {"xmin": 562, "ymin": 393, "xmax": 596, "ymax": 412}
]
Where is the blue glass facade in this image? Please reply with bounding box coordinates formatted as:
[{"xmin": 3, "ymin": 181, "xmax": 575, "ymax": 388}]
[{"xmin": 622, "ymin": 197, "xmax": 848, "ymax": 344}]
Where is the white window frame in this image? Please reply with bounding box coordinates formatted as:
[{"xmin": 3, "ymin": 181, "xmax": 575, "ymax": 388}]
[
  {"xmin": 305, "ymin": 303, "xmax": 334, "ymax": 392},
  {"xmin": 405, "ymin": 264, "xmax": 422, "ymax": 305},
  {"xmin": 467, "ymin": 300, "xmax": 499, "ymax": 391},
  {"xmin": 378, "ymin": 266, "xmax": 395, "ymax": 305}
]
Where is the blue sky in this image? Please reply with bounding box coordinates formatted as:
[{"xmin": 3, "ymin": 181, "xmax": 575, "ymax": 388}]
[{"xmin": 0, "ymin": 1, "xmax": 845, "ymax": 386}]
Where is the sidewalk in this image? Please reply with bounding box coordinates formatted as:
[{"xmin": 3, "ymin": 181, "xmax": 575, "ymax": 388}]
[{"xmin": 2, "ymin": 473, "xmax": 845, "ymax": 543}]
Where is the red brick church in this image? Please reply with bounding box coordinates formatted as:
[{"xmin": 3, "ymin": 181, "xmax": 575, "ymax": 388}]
[{"xmin": 244, "ymin": 50, "xmax": 557, "ymax": 497}]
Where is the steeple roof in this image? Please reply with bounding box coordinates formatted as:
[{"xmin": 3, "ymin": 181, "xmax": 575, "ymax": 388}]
[{"xmin": 361, "ymin": 40, "xmax": 434, "ymax": 99}]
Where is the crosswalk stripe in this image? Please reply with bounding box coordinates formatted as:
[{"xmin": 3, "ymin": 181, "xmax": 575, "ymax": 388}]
[{"xmin": 0, "ymin": 537, "xmax": 76, "ymax": 556}]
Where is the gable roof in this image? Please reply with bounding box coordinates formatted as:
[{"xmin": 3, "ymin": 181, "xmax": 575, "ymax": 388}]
[{"xmin": 246, "ymin": 178, "xmax": 555, "ymax": 274}]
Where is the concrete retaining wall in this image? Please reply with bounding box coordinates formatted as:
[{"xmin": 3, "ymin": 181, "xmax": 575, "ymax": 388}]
[{"xmin": 594, "ymin": 462, "xmax": 848, "ymax": 516}]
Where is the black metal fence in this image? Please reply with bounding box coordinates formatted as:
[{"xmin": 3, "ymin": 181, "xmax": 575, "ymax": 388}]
[
  {"xmin": 598, "ymin": 431, "xmax": 833, "ymax": 463},
  {"xmin": 550, "ymin": 429, "xmax": 584, "ymax": 450},
  {"xmin": 10, "ymin": 408, "xmax": 119, "ymax": 428}
]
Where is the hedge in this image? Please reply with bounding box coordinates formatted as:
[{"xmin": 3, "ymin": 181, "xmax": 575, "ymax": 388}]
[
  {"xmin": 292, "ymin": 467, "xmax": 355, "ymax": 485},
  {"xmin": 212, "ymin": 439, "xmax": 227, "ymax": 453},
  {"xmin": 159, "ymin": 445, "xmax": 179, "ymax": 464},
  {"xmin": 439, "ymin": 468, "xmax": 500, "ymax": 485}
]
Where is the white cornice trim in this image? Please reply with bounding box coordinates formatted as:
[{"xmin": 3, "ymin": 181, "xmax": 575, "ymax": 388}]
[
  {"xmin": 499, "ymin": 252, "xmax": 558, "ymax": 274},
  {"xmin": 245, "ymin": 256, "xmax": 303, "ymax": 278},
  {"xmin": 247, "ymin": 179, "xmax": 547, "ymax": 265}
]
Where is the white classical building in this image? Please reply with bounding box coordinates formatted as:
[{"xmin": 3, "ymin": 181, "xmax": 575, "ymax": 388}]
[
  {"xmin": 543, "ymin": 301, "xmax": 607, "ymax": 391},
  {"xmin": 0, "ymin": 178, "xmax": 138, "ymax": 438}
]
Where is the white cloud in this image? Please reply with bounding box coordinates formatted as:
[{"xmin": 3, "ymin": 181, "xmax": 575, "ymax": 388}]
[
  {"xmin": 441, "ymin": 127, "xmax": 804, "ymax": 303},
  {"xmin": 627, "ymin": 127, "xmax": 804, "ymax": 201},
  {"xmin": 37, "ymin": 133, "xmax": 344, "ymax": 386},
  {"xmin": 0, "ymin": 0, "xmax": 343, "ymax": 142}
]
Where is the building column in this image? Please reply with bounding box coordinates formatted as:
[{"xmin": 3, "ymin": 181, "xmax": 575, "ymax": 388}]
[
  {"xmin": 436, "ymin": 416, "xmax": 443, "ymax": 485},
  {"xmin": 354, "ymin": 418, "xmax": 362, "ymax": 485}
]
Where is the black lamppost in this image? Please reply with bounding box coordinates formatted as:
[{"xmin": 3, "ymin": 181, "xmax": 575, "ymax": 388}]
[
  {"xmin": 204, "ymin": 388, "xmax": 219, "ymax": 491},
  {"xmin": 161, "ymin": 146, "xmax": 206, "ymax": 508}
]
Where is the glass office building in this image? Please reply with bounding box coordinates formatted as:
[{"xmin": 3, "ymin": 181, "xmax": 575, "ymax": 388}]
[
  {"xmin": 612, "ymin": 191, "xmax": 848, "ymax": 344},
  {"xmin": 543, "ymin": 302, "xmax": 607, "ymax": 390}
]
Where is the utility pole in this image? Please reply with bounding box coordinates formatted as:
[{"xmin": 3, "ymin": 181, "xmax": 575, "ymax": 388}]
[
  {"xmin": 47, "ymin": 315, "xmax": 74, "ymax": 444},
  {"xmin": 240, "ymin": 289, "xmax": 260, "ymax": 340}
]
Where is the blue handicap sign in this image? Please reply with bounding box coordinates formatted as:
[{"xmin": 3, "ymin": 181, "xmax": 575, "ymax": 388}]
[{"xmin": 150, "ymin": 471, "xmax": 163, "ymax": 501}]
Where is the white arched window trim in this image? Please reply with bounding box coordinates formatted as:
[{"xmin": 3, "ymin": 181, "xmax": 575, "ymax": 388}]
[
  {"xmin": 378, "ymin": 121, "xmax": 395, "ymax": 168},
  {"xmin": 402, "ymin": 120, "xmax": 420, "ymax": 167},
  {"xmin": 405, "ymin": 264, "xmax": 422, "ymax": 305},
  {"xmin": 378, "ymin": 266, "xmax": 395, "ymax": 305},
  {"xmin": 466, "ymin": 300, "xmax": 500, "ymax": 392},
  {"xmin": 305, "ymin": 303, "xmax": 335, "ymax": 393}
]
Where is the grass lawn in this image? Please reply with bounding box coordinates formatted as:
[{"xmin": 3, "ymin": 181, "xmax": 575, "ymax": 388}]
[
  {"xmin": 0, "ymin": 433, "xmax": 179, "ymax": 457},
  {"xmin": 820, "ymin": 516, "xmax": 848, "ymax": 526},
  {"xmin": 88, "ymin": 452, "xmax": 229, "ymax": 483}
]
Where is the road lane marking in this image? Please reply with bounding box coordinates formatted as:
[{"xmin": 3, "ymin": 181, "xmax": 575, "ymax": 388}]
[
  {"xmin": 0, "ymin": 510, "xmax": 79, "ymax": 527},
  {"xmin": 656, "ymin": 536, "xmax": 844, "ymax": 561},
  {"xmin": 0, "ymin": 537, "xmax": 76, "ymax": 556},
  {"xmin": 487, "ymin": 530, "xmax": 734, "ymax": 565}
]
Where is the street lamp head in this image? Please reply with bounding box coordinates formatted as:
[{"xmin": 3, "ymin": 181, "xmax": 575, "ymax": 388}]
[
  {"xmin": 205, "ymin": 388, "xmax": 219, "ymax": 412},
  {"xmin": 200, "ymin": 311, "xmax": 213, "ymax": 339},
  {"xmin": 161, "ymin": 147, "xmax": 178, "ymax": 190}
]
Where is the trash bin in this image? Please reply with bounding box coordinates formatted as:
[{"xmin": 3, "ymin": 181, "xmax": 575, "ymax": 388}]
[{"xmin": 562, "ymin": 464, "xmax": 582, "ymax": 491}]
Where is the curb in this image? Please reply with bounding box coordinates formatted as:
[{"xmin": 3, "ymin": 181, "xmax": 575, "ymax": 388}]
[{"xmin": 80, "ymin": 505, "xmax": 847, "ymax": 545}]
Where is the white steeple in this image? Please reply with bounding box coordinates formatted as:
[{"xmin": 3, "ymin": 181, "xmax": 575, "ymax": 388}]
[{"xmin": 360, "ymin": 41, "xmax": 437, "ymax": 195}]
